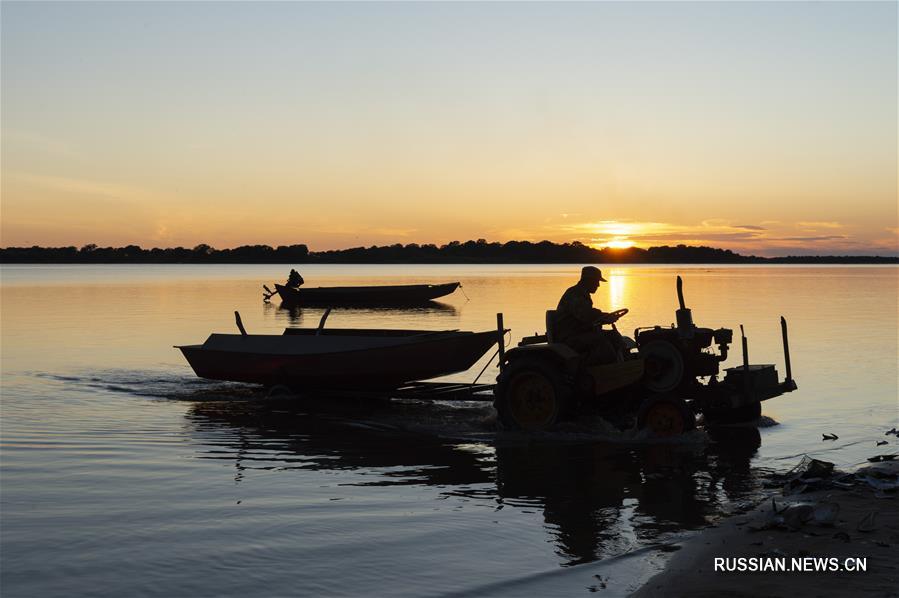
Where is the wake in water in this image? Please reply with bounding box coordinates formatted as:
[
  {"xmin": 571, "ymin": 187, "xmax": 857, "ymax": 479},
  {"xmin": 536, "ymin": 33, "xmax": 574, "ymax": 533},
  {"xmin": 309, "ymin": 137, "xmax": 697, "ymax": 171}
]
[
  {"xmin": 36, "ymin": 370, "xmax": 261, "ymax": 402},
  {"xmin": 32, "ymin": 368, "xmax": 782, "ymax": 449}
]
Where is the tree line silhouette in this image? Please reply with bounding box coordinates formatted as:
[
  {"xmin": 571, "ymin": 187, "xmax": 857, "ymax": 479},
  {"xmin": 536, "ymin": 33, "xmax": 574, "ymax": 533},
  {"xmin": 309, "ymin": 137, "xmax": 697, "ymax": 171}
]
[{"xmin": 0, "ymin": 240, "xmax": 895, "ymax": 264}]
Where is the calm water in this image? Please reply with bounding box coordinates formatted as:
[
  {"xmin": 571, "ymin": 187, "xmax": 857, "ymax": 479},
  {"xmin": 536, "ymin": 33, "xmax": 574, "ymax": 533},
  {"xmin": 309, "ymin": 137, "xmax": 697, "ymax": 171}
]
[{"xmin": 1, "ymin": 264, "xmax": 897, "ymax": 597}]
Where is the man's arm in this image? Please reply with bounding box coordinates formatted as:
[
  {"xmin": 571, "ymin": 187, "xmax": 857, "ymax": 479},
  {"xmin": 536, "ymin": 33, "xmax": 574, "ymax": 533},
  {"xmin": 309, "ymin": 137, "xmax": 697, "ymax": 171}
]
[{"xmin": 567, "ymin": 292, "xmax": 605, "ymax": 326}]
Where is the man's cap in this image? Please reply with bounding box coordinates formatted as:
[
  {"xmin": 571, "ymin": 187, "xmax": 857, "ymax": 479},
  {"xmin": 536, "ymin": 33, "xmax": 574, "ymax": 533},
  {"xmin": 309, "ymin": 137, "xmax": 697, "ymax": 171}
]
[{"xmin": 581, "ymin": 266, "xmax": 607, "ymax": 282}]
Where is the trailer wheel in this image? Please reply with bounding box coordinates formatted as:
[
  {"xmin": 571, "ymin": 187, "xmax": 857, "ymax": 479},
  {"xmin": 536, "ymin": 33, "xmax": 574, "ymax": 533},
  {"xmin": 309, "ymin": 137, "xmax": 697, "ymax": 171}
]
[
  {"xmin": 637, "ymin": 395, "xmax": 695, "ymax": 438},
  {"xmin": 703, "ymin": 402, "xmax": 762, "ymax": 425},
  {"xmin": 495, "ymin": 358, "xmax": 571, "ymax": 431}
]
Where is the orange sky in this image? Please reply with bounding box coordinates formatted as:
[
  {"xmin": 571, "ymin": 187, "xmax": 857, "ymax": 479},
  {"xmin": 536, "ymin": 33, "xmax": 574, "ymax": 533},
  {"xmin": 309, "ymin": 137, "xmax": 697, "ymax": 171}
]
[{"xmin": 2, "ymin": 3, "xmax": 896, "ymax": 256}]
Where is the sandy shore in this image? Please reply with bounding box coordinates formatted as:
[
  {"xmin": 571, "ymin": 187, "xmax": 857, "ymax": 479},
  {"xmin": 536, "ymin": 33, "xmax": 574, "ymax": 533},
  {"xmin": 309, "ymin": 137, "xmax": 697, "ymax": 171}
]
[{"xmin": 633, "ymin": 460, "xmax": 899, "ymax": 597}]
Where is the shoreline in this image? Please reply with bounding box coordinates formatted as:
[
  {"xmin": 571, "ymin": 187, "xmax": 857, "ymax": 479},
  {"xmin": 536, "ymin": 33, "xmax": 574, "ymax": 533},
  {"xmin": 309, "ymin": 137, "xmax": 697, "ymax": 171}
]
[{"xmin": 632, "ymin": 459, "xmax": 898, "ymax": 597}]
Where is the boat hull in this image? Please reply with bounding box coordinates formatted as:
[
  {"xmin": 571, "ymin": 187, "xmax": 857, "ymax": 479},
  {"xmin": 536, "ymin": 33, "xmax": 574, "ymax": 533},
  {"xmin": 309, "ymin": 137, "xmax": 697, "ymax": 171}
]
[
  {"xmin": 274, "ymin": 282, "xmax": 460, "ymax": 306},
  {"xmin": 178, "ymin": 329, "xmax": 499, "ymax": 390}
]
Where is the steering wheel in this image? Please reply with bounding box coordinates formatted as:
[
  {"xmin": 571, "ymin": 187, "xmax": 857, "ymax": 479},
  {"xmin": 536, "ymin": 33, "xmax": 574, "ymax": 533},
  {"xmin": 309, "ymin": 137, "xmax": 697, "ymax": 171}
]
[
  {"xmin": 594, "ymin": 308, "xmax": 629, "ymax": 328},
  {"xmin": 604, "ymin": 308, "xmax": 630, "ymax": 334}
]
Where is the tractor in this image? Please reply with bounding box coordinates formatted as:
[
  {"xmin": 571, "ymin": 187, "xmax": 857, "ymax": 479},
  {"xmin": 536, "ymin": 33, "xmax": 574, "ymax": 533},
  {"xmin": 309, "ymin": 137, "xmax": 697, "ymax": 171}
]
[{"xmin": 493, "ymin": 276, "xmax": 798, "ymax": 436}]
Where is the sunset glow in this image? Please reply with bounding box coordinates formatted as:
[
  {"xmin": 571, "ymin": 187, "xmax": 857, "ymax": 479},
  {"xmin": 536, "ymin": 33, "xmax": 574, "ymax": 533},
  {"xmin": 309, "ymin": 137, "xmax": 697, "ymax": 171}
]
[
  {"xmin": 1, "ymin": 2, "xmax": 896, "ymax": 257},
  {"xmin": 604, "ymin": 240, "xmax": 636, "ymax": 250}
]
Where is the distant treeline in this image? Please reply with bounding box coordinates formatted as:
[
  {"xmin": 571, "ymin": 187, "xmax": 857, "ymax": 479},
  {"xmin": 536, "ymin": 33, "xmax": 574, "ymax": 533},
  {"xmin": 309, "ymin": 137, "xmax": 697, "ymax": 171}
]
[{"xmin": 1, "ymin": 241, "xmax": 896, "ymax": 264}]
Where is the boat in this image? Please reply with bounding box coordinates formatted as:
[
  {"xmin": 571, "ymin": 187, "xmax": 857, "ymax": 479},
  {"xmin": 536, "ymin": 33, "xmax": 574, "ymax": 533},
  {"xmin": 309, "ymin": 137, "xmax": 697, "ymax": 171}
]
[
  {"xmin": 177, "ymin": 316, "xmax": 501, "ymax": 391},
  {"xmin": 271, "ymin": 282, "xmax": 461, "ymax": 306}
]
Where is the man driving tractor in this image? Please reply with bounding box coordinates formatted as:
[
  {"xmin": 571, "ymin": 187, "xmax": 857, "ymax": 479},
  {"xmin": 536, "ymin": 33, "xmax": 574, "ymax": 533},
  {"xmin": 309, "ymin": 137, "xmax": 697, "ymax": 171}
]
[{"xmin": 555, "ymin": 266, "xmax": 628, "ymax": 364}]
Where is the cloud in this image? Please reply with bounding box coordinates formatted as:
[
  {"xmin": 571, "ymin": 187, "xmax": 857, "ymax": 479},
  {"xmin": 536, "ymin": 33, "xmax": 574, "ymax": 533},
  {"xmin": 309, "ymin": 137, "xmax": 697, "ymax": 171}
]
[
  {"xmin": 560, "ymin": 220, "xmax": 768, "ymax": 245},
  {"xmin": 625, "ymin": 231, "xmax": 765, "ymax": 242},
  {"xmin": 370, "ymin": 228, "xmax": 418, "ymax": 237},
  {"xmin": 770, "ymin": 235, "xmax": 848, "ymax": 242},
  {"xmin": 798, "ymin": 221, "xmax": 844, "ymax": 229},
  {"xmin": 734, "ymin": 224, "xmax": 766, "ymax": 231}
]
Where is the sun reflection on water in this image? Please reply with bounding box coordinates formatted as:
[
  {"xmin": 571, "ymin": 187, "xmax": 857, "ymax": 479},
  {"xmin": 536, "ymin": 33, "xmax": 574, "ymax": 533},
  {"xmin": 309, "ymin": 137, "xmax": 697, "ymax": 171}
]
[{"xmin": 607, "ymin": 269, "xmax": 628, "ymax": 310}]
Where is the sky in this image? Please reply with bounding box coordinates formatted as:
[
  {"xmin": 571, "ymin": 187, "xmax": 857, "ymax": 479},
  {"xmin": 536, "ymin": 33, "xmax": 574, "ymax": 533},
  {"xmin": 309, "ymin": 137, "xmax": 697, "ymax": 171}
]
[{"xmin": 2, "ymin": 1, "xmax": 896, "ymax": 256}]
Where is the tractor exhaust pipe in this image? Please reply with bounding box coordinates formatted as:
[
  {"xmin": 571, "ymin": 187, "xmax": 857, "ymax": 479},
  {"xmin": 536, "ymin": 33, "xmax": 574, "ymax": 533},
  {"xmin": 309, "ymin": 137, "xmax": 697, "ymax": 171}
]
[
  {"xmin": 675, "ymin": 276, "xmax": 694, "ymax": 334},
  {"xmin": 781, "ymin": 316, "xmax": 793, "ymax": 383}
]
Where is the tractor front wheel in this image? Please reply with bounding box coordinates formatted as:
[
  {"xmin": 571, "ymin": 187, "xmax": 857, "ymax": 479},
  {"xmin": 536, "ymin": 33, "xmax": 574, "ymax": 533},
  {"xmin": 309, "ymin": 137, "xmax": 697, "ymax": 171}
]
[
  {"xmin": 637, "ymin": 394, "xmax": 695, "ymax": 438},
  {"xmin": 495, "ymin": 358, "xmax": 572, "ymax": 431}
]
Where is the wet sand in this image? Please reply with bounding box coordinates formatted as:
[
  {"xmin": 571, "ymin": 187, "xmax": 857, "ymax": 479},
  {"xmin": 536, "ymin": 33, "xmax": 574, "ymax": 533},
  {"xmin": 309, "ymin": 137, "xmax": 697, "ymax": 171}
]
[{"xmin": 634, "ymin": 461, "xmax": 899, "ymax": 598}]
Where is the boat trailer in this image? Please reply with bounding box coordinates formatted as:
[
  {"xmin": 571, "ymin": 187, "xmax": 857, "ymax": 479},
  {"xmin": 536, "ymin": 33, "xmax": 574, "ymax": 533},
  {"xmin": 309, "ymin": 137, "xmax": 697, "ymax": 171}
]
[{"xmin": 286, "ymin": 380, "xmax": 498, "ymax": 403}]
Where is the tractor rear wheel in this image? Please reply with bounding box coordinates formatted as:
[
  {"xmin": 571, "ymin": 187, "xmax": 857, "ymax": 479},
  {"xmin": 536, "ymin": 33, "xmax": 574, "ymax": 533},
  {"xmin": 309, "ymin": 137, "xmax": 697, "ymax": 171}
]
[
  {"xmin": 637, "ymin": 394, "xmax": 695, "ymax": 438},
  {"xmin": 495, "ymin": 358, "xmax": 572, "ymax": 431}
]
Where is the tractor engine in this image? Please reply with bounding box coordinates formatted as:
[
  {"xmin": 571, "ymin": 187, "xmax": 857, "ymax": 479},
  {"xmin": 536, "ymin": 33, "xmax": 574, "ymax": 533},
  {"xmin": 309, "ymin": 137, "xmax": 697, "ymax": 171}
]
[{"xmin": 635, "ymin": 277, "xmax": 732, "ymax": 393}]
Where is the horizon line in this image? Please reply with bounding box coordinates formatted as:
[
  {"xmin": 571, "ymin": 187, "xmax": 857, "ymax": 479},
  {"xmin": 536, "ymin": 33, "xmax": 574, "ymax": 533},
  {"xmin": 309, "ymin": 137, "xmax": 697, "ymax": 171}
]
[{"xmin": 2, "ymin": 240, "xmax": 897, "ymax": 261}]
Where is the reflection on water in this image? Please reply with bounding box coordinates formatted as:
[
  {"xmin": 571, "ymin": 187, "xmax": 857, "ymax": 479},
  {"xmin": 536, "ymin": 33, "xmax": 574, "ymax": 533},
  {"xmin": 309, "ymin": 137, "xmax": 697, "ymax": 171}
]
[
  {"xmin": 1, "ymin": 264, "xmax": 895, "ymax": 597},
  {"xmin": 606, "ymin": 268, "xmax": 628, "ymax": 310},
  {"xmin": 266, "ymin": 300, "xmax": 459, "ymax": 327},
  {"xmin": 187, "ymin": 398, "xmax": 764, "ymax": 567},
  {"xmin": 498, "ymin": 427, "xmax": 762, "ymax": 565}
]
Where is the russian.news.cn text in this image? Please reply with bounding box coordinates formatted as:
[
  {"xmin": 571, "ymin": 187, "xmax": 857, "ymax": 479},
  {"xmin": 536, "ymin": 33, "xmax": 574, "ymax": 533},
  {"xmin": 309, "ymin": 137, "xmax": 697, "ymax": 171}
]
[{"xmin": 714, "ymin": 557, "xmax": 867, "ymax": 573}]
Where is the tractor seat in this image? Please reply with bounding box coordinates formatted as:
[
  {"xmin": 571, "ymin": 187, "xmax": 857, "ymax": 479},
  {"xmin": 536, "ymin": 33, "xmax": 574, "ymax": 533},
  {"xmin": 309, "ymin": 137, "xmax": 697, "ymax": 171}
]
[{"xmin": 545, "ymin": 309, "xmax": 558, "ymax": 343}]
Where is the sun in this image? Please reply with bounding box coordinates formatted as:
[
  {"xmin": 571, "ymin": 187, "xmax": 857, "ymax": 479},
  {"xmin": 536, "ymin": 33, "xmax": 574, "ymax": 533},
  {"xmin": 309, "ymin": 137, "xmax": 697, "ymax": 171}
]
[
  {"xmin": 595, "ymin": 221, "xmax": 639, "ymax": 249},
  {"xmin": 587, "ymin": 238, "xmax": 635, "ymax": 250},
  {"xmin": 605, "ymin": 238, "xmax": 634, "ymax": 249},
  {"xmin": 580, "ymin": 221, "xmax": 646, "ymax": 250}
]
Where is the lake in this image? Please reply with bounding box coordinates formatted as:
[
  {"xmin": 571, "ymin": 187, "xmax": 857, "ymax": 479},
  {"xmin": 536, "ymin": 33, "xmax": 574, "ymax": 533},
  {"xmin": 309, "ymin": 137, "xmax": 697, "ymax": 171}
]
[{"xmin": 1, "ymin": 264, "xmax": 896, "ymax": 596}]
